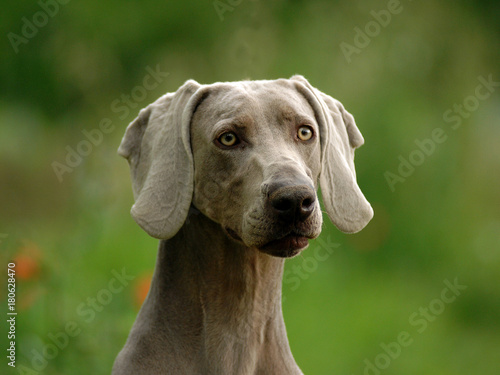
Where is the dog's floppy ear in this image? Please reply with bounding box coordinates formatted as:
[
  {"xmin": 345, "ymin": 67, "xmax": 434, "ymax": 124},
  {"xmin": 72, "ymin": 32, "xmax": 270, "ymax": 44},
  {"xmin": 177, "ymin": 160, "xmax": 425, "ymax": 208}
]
[
  {"xmin": 291, "ymin": 75, "xmax": 373, "ymax": 233},
  {"xmin": 118, "ymin": 80, "xmax": 205, "ymax": 239}
]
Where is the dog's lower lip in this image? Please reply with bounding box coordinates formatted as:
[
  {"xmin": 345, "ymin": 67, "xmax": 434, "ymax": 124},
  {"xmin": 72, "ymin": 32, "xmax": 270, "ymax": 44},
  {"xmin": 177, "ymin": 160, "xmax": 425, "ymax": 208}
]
[{"xmin": 261, "ymin": 233, "xmax": 309, "ymax": 253}]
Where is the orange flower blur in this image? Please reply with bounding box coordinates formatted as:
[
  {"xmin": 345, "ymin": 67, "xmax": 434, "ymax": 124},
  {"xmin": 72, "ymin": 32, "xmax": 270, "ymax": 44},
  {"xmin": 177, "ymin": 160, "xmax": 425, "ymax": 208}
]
[{"xmin": 134, "ymin": 273, "xmax": 153, "ymax": 308}]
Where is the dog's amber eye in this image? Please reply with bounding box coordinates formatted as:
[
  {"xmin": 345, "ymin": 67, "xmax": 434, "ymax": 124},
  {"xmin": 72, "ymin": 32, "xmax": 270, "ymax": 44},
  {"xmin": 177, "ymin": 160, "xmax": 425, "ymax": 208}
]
[
  {"xmin": 297, "ymin": 126, "xmax": 313, "ymax": 141},
  {"xmin": 218, "ymin": 132, "xmax": 238, "ymax": 147}
]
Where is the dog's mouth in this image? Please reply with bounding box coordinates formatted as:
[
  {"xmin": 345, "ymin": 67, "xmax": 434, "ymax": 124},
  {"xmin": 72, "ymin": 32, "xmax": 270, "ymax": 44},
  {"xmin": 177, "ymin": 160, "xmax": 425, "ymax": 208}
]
[
  {"xmin": 259, "ymin": 232, "xmax": 311, "ymax": 258},
  {"xmin": 225, "ymin": 226, "xmax": 312, "ymax": 258},
  {"xmin": 225, "ymin": 227, "xmax": 243, "ymax": 242}
]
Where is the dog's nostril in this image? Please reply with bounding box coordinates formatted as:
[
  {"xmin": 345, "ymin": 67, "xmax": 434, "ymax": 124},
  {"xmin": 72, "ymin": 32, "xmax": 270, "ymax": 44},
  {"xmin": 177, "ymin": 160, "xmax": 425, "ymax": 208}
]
[
  {"xmin": 302, "ymin": 197, "xmax": 313, "ymax": 210},
  {"xmin": 273, "ymin": 197, "xmax": 293, "ymax": 212}
]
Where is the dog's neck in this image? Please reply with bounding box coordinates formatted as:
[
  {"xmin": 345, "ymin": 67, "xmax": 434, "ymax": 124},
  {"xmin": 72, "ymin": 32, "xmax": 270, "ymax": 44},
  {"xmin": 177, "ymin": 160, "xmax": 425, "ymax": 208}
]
[{"xmin": 143, "ymin": 212, "xmax": 302, "ymax": 374}]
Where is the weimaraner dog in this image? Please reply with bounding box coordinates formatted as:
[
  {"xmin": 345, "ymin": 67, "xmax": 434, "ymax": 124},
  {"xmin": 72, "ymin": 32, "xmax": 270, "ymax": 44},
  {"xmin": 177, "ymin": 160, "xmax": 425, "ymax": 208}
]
[{"xmin": 112, "ymin": 75, "xmax": 373, "ymax": 374}]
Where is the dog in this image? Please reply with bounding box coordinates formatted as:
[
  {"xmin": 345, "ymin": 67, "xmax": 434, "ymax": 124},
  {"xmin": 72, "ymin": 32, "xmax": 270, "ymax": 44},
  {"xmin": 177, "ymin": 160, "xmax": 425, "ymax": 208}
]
[{"xmin": 112, "ymin": 75, "xmax": 373, "ymax": 374}]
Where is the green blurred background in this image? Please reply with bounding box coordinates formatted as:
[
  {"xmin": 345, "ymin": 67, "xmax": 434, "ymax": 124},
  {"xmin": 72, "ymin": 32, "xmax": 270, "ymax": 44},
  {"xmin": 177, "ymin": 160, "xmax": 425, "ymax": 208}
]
[{"xmin": 1, "ymin": 0, "xmax": 499, "ymax": 374}]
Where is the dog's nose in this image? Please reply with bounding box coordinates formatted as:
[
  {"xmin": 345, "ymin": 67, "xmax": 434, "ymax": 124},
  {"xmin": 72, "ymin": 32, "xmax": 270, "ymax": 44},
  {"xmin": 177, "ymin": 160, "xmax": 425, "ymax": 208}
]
[{"xmin": 268, "ymin": 185, "xmax": 316, "ymax": 223}]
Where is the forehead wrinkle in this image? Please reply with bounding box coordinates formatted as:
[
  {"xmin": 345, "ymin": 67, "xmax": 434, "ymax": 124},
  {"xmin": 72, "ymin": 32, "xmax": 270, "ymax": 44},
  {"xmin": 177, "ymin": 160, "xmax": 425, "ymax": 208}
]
[
  {"xmin": 251, "ymin": 86, "xmax": 316, "ymax": 128},
  {"xmin": 216, "ymin": 86, "xmax": 262, "ymax": 119}
]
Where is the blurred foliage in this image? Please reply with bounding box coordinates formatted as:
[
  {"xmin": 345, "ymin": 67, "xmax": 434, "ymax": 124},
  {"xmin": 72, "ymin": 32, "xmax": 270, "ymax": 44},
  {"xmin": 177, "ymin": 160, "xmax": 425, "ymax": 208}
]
[{"xmin": 1, "ymin": 0, "xmax": 499, "ymax": 374}]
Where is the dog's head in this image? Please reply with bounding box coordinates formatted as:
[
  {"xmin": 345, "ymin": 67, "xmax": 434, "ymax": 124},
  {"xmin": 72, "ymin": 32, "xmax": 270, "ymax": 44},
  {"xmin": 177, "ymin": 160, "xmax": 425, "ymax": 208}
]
[{"xmin": 118, "ymin": 76, "xmax": 373, "ymax": 258}]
